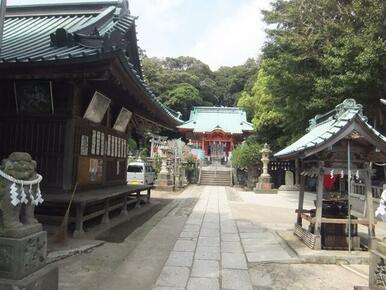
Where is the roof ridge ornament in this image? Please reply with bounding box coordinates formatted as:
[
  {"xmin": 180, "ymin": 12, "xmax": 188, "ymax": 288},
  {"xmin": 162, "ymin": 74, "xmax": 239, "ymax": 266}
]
[
  {"xmin": 335, "ymin": 98, "xmax": 367, "ymax": 121},
  {"xmin": 50, "ymin": 28, "xmax": 74, "ymax": 47},
  {"xmin": 307, "ymin": 114, "xmax": 321, "ymax": 132}
]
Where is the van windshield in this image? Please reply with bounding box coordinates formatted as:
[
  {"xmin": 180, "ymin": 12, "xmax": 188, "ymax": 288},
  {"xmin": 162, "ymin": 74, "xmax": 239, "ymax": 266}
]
[{"xmin": 127, "ymin": 165, "xmax": 143, "ymax": 173}]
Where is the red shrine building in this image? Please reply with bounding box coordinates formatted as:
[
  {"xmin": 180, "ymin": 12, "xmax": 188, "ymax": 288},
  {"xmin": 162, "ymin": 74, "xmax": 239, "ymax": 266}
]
[{"xmin": 178, "ymin": 107, "xmax": 253, "ymax": 160}]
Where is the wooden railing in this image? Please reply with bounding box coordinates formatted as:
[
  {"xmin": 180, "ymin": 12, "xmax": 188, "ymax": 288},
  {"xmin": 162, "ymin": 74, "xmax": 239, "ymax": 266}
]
[{"xmin": 351, "ymin": 182, "xmax": 382, "ymax": 200}]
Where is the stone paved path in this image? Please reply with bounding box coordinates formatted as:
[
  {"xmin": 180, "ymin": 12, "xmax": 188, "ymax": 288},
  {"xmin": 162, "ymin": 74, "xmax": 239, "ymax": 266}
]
[{"xmin": 153, "ymin": 186, "xmax": 292, "ymax": 290}]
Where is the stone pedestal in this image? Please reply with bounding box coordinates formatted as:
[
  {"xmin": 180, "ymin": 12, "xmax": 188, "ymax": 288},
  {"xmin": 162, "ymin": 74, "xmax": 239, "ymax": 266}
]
[
  {"xmin": 0, "ymin": 230, "xmax": 58, "ymax": 290},
  {"xmin": 254, "ymin": 174, "xmax": 276, "ymax": 193},
  {"xmin": 369, "ymin": 240, "xmax": 386, "ymax": 290}
]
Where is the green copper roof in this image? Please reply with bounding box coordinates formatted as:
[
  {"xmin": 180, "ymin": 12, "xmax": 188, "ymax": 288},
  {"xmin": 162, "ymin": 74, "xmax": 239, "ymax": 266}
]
[
  {"xmin": 178, "ymin": 107, "xmax": 254, "ymax": 134},
  {"xmin": 275, "ymin": 99, "xmax": 386, "ymax": 159},
  {"xmin": 0, "ymin": 0, "xmax": 182, "ymax": 126}
]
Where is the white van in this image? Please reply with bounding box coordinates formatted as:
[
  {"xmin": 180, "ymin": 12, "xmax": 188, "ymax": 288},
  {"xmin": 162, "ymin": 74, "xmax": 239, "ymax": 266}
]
[{"xmin": 127, "ymin": 161, "xmax": 155, "ymax": 185}]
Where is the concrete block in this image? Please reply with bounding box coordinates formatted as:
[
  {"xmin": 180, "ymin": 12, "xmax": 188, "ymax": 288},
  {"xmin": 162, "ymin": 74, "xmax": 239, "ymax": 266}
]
[
  {"xmin": 156, "ymin": 266, "xmax": 190, "ymax": 288},
  {"xmin": 221, "ymin": 234, "xmax": 240, "ymax": 242},
  {"xmin": 197, "ymin": 237, "xmax": 220, "ymax": 248},
  {"xmin": 221, "ymin": 253, "xmax": 248, "ymax": 270},
  {"xmin": 191, "ymin": 260, "xmax": 219, "ymax": 278},
  {"xmin": 173, "ymin": 239, "xmax": 196, "ymax": 252},
  {"xmin": 187, "ymin": 278, "xmax": 219, "ymax": 290},
  {"xmin": 221, "ymin": 269, "xmax": 253, "ymax": 290},
  {"xmin": 221, "ymin": 241, "xmax": 243, "ymax": 253},
  {"xmin": 195, "ymin": 246, "xmax": 220, "ymax": 260},
  {"xmin": 166, "ymin": 251, "xmax": 194, "ymax": 267}
]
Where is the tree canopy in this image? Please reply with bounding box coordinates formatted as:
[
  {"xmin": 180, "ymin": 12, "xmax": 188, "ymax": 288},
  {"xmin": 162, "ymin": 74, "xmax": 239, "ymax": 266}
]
[
  {"xmin": 238, "ymin": 0, "xmax": 386, "ymax": 150},
  {"xmin": 141, "ymin": 55, "xmax": 259, "ymax": 119}
]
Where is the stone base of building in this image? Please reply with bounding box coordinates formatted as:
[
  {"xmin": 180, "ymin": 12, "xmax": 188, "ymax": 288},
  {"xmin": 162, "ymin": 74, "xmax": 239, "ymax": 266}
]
[
  {"xmin": 278, "ymin": 185, "xmax": 299, "ymax": 191},
  {"xmin": 0, "ymin": 264, "xmax": 58, "ymax": 290}
]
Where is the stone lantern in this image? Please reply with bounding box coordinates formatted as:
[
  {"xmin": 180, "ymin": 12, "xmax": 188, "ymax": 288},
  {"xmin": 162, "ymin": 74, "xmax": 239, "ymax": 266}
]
[
  {"xmin": 154, "ymin": 142, "xmax": 173, "ymax": 191},
  {"xmin": 254, "ymin": 143, "xmax": 275, "ymax": 193}
]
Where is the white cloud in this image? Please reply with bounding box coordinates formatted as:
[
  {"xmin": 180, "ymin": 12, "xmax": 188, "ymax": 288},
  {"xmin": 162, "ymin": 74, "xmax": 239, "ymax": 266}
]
[
  {"xmin": 189, "ymin": 0, "xmax": 271, "ymax": 70},
  {"xmin": 130, "ymin": 0, "xmax": 184, "ymax": 33},
  {"xmin": 130, "ymin": 0, "xmax": 186, "ymax": 56}
]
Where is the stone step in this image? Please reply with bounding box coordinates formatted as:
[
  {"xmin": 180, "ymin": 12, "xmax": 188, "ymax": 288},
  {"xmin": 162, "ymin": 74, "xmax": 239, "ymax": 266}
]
[
  {"xmin": 201, "ymin": 173, "xmax": 230, "ymax": 176},
  {"xmin": 201, "ymin": 174, "xmax": 230, "ymax": 177},
  {"xmin": 201, "ymin": 177, "xmax": 230, "ymax": 179},
  {"xmin": 201, "ymin": 184, "xmax": 231, "ymax": 186},
  {"xmin": 200, "ymin": 178, "xmax": 231, "ymax": 182},
  {"xmin": 201, "ymin": 178, "xmax": 231, "ymax": 181}
]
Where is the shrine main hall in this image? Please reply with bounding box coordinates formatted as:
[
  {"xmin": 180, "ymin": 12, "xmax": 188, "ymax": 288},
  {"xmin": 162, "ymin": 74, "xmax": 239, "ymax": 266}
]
[{"xmin": 178, "ymin": 107, "xmax": 253, "ymax": 160}]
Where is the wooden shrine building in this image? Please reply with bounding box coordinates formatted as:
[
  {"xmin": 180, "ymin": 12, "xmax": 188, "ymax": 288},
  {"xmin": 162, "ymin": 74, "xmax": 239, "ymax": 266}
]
[
  {"xmin": 178, "ymin": 107, "xmax": 253, "ymax": 161},
  {"xmin": 0, "ymin": 0, "xmax": 182, "ymax": 236},
  {"xmin": 275, "ymin": 99, "xmax": 386, "ymax": 250}
]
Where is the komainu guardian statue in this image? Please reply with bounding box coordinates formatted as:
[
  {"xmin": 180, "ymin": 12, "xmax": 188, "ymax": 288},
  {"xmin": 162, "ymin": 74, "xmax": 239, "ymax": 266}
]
[{"xmin": 0, "ymin": 152, "xmax": 44, "ymax": 237}]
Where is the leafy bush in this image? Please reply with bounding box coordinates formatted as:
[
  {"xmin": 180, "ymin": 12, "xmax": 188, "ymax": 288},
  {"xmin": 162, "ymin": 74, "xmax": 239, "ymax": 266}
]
[{"xmin": 231, "ymin": 140, "xmax": 262, "ymax": 168}]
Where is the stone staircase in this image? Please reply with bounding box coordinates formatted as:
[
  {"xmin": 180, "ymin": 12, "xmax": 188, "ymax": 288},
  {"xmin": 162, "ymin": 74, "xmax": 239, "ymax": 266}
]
[{"xmin": 199, "ymin": 168, "xmax": 232, "ymax": 186}]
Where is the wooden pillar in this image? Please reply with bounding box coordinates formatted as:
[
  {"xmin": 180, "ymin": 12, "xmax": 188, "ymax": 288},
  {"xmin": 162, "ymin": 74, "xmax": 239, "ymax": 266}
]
[
  {"xmin": 297, "ymin": 174, "xmax": 306, "ymax": 225},
  {"xmin": 295, "ymin": 158, "xmax": 300, "ymax": 186},
  {"xmin": 121, "ymin": 195, "xmax": 128, "ymax": 216},
  {"xmin": 146, "ymin": 187, "xmax": 151, "ymax": 203},
  {"xmin": 314, "ymin": 162, "xmax": 324, "ymax": 249},
  {"xmin": 62, "ymin": 119, "xmax": 76, "ymax": 191},
  {"xmin": 101, "ymin": 200, "xmax": 110, "ymax": 225},
  {"xmin": 135, "ymin": 190, "xmax": 141, "ymax": 208},
  {"xmin": 365, "ymin": 162, "xmax": 376, "ymax": 247},
  {"xmin": 73, "ymin": 202, "xmax": 85, "ymax": 238}
]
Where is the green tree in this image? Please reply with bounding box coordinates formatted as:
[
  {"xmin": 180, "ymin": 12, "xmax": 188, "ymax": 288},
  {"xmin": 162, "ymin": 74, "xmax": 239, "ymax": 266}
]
[
  {"xmin": 242, "ymin": 0, "xmax": 386, "ymax": 149},
  {"xmin": 163, "ymin": 83, "xmax": 205, "ymax": 119},
  {"xmin": 141, "ymin": 55, "xmax": 259, "ymax": 118},
  {"xmin": 231, "ymin": 140, "xmax": 262, "ymax": 168}
]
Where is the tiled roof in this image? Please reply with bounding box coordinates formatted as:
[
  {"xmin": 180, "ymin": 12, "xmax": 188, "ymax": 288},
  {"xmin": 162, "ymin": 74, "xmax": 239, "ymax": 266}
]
[
  {"xmin": 274, "ymin": 99, "xmax": 386, "ymax": 159},
  {"xmin": 0, "ymin": 0, "xmax": 183, "ymax": 125},
  {"xmin": 178, "ymin": 107, "xmax": 254, "ymax": 134}
]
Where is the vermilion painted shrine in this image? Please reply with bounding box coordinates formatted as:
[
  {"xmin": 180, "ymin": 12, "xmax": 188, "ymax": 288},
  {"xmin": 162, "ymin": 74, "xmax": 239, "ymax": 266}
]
[{"xmin": 178, "ymin": 107, "xmax": 253, "ymax": 160}]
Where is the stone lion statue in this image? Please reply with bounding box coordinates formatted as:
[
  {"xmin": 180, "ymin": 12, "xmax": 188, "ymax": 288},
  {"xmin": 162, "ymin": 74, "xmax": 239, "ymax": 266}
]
[{"xmin": 0, "ymin": 152, "xmax": 43, "ymax": 236}]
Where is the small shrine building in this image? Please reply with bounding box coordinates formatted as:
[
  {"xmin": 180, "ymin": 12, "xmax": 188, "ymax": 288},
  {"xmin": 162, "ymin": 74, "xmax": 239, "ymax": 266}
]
[
  {"xmin": 275, "ymin": 99, "xmax": 386, "ymax": 250},
  {"xmin": 178, "ymin": 107, "xmax": 253, "ymax": 160}
]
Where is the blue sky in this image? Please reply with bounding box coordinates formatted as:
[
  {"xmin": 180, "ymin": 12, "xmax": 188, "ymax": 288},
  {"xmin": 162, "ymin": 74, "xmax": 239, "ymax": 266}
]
[{"xmin": 8, "ymin": 0, "xmax": 271, "ymax": 70}]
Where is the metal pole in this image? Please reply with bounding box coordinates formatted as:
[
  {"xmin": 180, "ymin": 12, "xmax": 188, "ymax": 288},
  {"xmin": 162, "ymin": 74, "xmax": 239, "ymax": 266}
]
[
  {"xmin": 0, "ymin": 0, "xmax": 7, "ymax": 53},
  {"xmin": 347, "ymin": 140, "xmax": 352, "ymax": 252}
]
